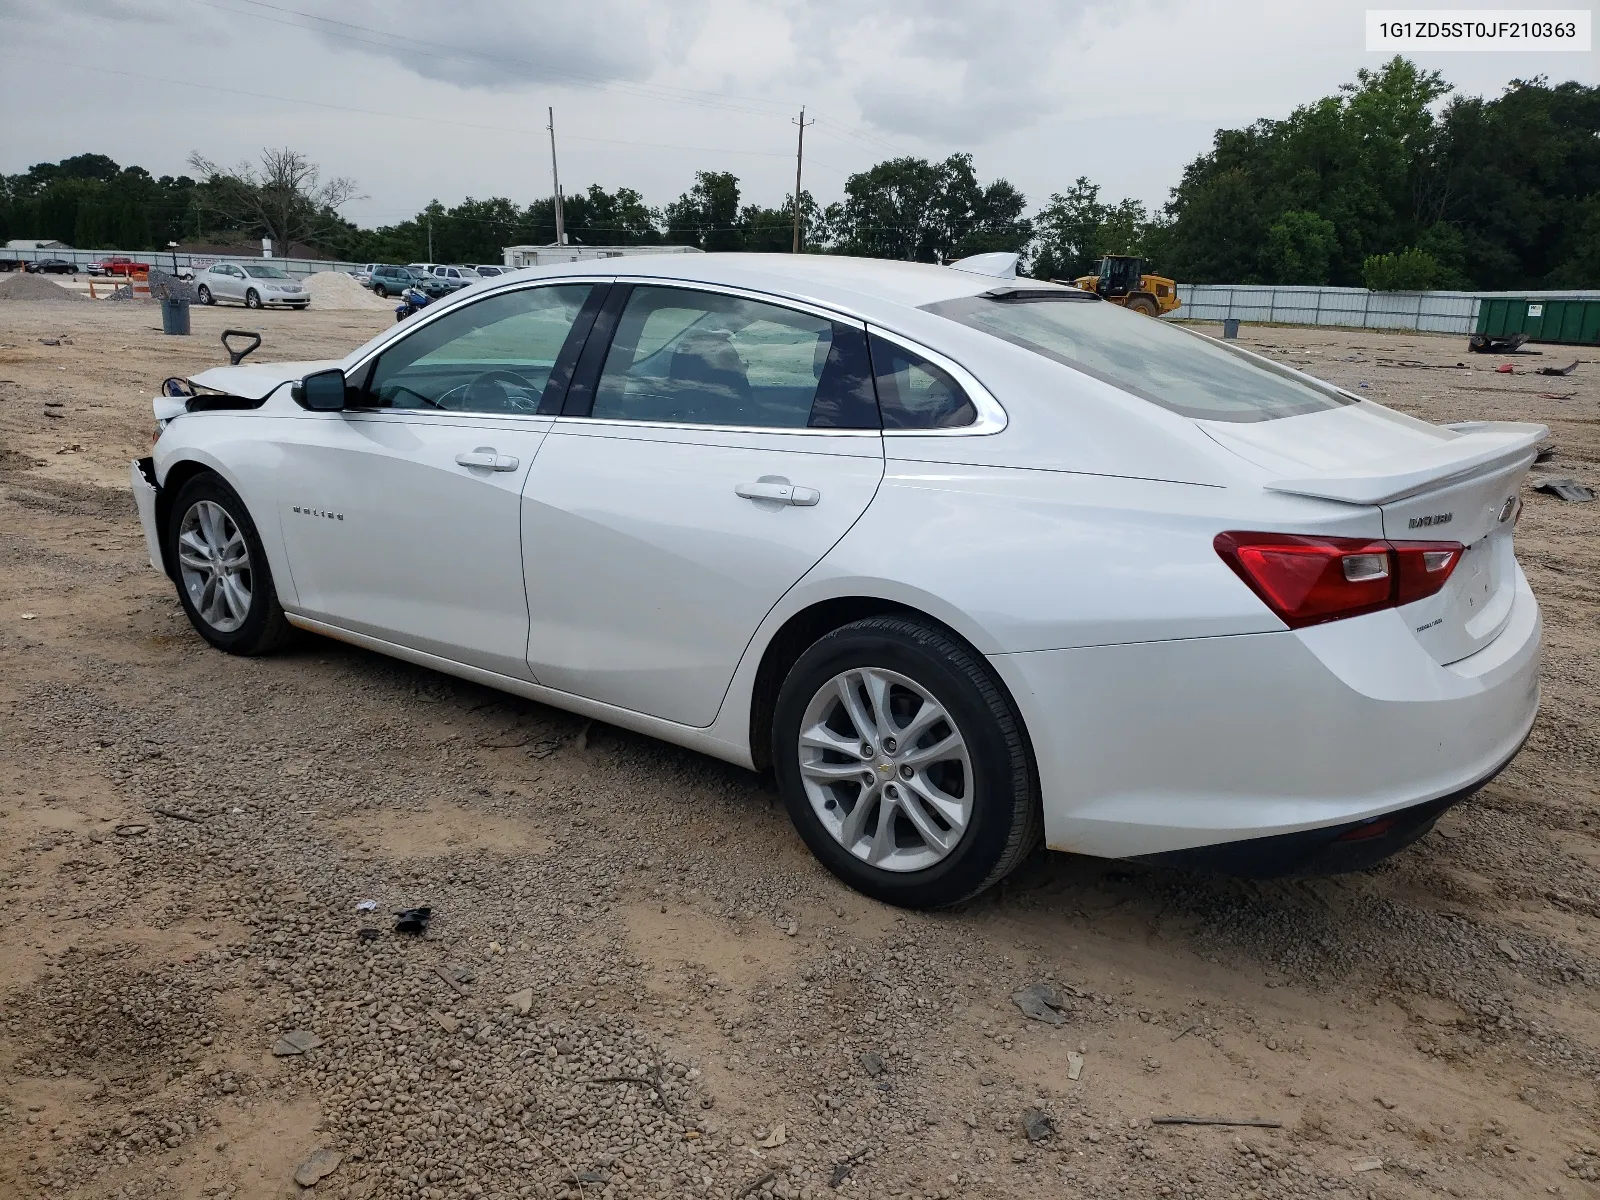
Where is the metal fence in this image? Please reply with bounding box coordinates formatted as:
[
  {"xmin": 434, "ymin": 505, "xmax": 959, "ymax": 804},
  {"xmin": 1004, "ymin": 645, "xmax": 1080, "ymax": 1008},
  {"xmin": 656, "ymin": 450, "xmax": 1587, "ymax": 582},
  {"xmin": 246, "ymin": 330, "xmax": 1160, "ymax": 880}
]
[
  {"xmin": 1171, "ymin": 283, "xmax": 1600, "ymax": 335},
  {"xmin": 1, "ymin": 245, "xmax": 364, "ymax": 279}
]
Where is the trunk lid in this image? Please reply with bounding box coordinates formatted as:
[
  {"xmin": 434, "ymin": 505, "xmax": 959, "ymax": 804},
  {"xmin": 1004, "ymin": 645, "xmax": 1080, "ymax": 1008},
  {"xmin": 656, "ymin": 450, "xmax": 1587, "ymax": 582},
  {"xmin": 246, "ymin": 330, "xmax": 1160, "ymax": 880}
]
[{"xmin": 1202, "ymin": 404, "xmax": 1545, "ymax": 665}]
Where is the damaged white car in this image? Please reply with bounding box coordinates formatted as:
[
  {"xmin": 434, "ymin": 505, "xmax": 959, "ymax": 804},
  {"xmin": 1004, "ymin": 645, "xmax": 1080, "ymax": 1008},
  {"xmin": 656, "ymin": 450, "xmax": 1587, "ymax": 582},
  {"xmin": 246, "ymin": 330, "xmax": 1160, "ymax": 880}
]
[{"xmin": 132, "ymin": 253, "xmax": 1544, "ymax": 906}]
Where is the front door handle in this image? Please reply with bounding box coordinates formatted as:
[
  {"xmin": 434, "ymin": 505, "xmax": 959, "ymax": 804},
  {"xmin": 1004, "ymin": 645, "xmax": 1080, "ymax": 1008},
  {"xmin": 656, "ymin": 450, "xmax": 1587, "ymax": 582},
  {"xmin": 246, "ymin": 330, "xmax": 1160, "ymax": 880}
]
[
  {"xmin": 736, "ymin": 480, "xmax": 820, "ymax": 506},
  {"xmin": 456, "ymin": 449, "xmax": 519, "ymax": 472}
]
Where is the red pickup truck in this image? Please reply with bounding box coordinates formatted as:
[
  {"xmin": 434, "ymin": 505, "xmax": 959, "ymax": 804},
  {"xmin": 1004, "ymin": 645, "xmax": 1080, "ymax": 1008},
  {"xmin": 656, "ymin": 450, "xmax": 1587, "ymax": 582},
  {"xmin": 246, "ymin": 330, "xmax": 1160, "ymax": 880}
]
[{"xmin": 89, "ymin": 256, "xmax": 151, "ymax": 277}]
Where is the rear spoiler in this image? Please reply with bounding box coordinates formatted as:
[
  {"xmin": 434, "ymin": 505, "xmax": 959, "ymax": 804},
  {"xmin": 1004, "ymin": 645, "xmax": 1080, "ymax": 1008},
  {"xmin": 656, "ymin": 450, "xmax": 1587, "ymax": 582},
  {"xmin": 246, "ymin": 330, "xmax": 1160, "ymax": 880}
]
[{"xmin": 1266, "ymin": 421, "xmax": 1548, "ymax": 506}]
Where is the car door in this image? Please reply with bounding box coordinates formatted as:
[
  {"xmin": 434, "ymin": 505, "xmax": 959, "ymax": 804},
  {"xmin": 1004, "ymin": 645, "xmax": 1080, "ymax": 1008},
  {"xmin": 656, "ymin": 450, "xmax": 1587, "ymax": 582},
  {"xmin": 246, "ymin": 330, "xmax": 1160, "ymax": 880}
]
[
  {"xmin": 271, "ymin": 280, "xmax": 605, "ymax": 678},
  {"xmin": 219, "ymin": 265, "xmax": 245, "ymax": 303},
  {"xmin": 521, "ymin": 281, "xmax": 885, "ymax": 727}
]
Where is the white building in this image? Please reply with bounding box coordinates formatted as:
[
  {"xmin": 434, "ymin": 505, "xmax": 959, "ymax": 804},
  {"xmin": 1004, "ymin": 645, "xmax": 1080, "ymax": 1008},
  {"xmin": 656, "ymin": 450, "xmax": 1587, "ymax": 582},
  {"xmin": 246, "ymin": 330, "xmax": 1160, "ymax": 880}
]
[
  {"xmin": 5, "ymin": 238, "xmax": 72, "ymax": 251},
  {"xmin": 501, "ymin": 244, "xmax": 703, "ymax": 269}
]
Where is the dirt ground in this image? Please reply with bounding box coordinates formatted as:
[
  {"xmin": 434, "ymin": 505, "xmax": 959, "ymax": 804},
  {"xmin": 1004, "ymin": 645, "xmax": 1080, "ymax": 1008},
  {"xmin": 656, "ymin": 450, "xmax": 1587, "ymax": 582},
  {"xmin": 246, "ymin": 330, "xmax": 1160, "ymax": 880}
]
[{"xmin": 1, "ymin": 298, "xmax": 1597, "ymax": 1200}]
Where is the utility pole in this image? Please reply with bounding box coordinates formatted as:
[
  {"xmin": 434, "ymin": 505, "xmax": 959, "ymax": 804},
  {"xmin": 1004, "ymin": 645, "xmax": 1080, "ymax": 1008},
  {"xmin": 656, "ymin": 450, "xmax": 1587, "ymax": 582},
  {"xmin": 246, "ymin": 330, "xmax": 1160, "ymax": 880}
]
[
  {"xmin": 791, "ymin": 106, "xmax": 814, "ymax": 253},
  {"xmin": 548, "ymin": 106, "xmax": 567, "ymax": 247}
]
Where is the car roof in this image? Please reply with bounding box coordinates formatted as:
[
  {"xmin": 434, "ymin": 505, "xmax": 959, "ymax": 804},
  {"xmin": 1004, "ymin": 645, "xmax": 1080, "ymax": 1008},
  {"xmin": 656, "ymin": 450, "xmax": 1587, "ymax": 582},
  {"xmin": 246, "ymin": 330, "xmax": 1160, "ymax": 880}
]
[{"xmin": 491, "ymin": 253, "xmax": 1009, "ymax": 326}]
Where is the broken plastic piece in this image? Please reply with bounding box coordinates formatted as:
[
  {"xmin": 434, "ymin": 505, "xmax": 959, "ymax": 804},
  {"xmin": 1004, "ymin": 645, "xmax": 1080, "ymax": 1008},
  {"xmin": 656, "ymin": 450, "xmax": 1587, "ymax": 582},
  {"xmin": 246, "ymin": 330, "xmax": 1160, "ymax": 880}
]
[
  {"xmin": 394, "ymin": 906, "xmax": 432, "ymax": 935},
  {"xmin": 1012, "ymin": 982, "xmax": 1068, "ymax": 1025},
  {"xmin": 1533, "ymin": 477, "xmax": 1595, "ymax": 502},
  {"xmin": 1535, "ymin": 359, "xmax": 1579, "ymax": 376},
  {"xmin": 356, "ymin": 927, "xmax": 380, "ymax": 942},
  {"xmin": 355, "ymin": 899, "xmax": 378, "ymax": 912}
]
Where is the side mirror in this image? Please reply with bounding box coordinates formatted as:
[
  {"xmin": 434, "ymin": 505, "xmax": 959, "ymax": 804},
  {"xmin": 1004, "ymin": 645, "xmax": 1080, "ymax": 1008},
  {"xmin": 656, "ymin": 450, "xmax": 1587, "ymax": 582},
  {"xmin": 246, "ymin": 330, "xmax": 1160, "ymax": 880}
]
[{"xmin": 297, "ymin": 367, "xmax": 347, "ymax": 412}]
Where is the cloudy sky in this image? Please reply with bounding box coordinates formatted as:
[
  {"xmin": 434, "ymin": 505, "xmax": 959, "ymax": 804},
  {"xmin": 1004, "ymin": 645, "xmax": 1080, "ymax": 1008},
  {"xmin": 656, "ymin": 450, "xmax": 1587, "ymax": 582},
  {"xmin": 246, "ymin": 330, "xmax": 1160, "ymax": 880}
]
[{"xmin": 1, "ymin": 0, "xmax": 1594, "ymax": 228}]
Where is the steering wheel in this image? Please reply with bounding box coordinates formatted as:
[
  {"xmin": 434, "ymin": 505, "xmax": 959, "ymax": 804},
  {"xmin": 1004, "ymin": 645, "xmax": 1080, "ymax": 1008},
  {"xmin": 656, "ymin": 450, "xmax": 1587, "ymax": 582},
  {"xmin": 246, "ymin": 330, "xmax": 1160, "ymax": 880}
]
[{"xmin": 465, "ymin": 368, "xmax": 542, "ymax": 414}]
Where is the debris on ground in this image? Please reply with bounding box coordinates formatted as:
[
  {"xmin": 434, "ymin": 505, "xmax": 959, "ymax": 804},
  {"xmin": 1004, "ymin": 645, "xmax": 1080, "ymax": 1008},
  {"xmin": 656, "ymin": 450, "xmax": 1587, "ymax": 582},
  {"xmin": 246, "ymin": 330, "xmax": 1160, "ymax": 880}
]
[
  {"xmin": 859, "ymin": 1051, "xmax": 886, "ymax": 1078},
  {"xmin": 1012, "ymin": 981, "xmax": 1069, "ymax": 1024},
  {"xmin": 355, "ymin": 898, "xmax": 377, "ymax": 912},
  {"xmin": 1350, "ymin": 1157, "xmax": 1386, "ymax": 1173},
  {"xmin": 1067, "ymin": 1052, "xmax": 1085, "ymax": 1081},
  {"xmin": 112, "ymin": 823, "xmax": 146, "ymax": 837},
  {"xmin": 506, "ymin": 987, "xmax": 534, "ymax": 1015},
  {"xmin": 1534, "ymin": 477, "xmax": 1596, "ymax": 502},
  {"xmin": 1152, "ymin": 1115, "xmax": 1284, "ymax": 1128},
  {"xmin": 393, "ymin": 905, "xmax": 431, "ymax": 934},
  {"xmin": 293, "ymin": 1147, "xmax": 344, "ymax": 1187},
  {"xmin": 1021, "ymin": 1108, "xmax": 1055, "ymax": 1142},
  {"xmin": 271, "ymin": 1029, "xmax": 324, "ymax": 1057},
  {"xmin": 828, "ymin": 1146, "xmax": 871, "ymax": 1188},
  {"xmin": 1468, "ymin": 332, "xmax": 1529, "ymax": 353},
  {"xmin": 1536, "ymin": 359, "xmax": 1580, "ymax": 376},
  {"xmin": 356, "ymin": 927, "xmax": 379, "ymax": 941},
  {"xmin": 758, "ymin": 1122, "xmax": 787, "ymax": 1148},
  {"xmin": 433, "ymin": 962, "xmax": 474, "ymax": 996}
]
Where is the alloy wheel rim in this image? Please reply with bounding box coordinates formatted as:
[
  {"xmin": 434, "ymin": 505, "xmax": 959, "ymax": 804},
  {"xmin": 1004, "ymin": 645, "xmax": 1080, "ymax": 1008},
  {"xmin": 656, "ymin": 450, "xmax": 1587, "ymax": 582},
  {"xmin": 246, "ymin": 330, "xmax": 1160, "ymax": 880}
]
[
  {"xmin": 798, "ymin": 667, "xmax": 973, "ymax": 873},
  {"xmin": 176, "ymin": 500, "xmax": 252, "ymax": 633}
]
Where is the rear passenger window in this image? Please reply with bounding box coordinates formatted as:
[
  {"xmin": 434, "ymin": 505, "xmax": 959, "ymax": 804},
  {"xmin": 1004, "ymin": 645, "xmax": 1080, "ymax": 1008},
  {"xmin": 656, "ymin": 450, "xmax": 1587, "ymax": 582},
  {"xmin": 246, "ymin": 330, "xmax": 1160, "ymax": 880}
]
[
  {"xmin": 869, "ymin": 333, "xmax": 976, "ymax": 430},
  {"xmin": 591, "ymin": 286, "xmax": 879, "ymax": 429}
]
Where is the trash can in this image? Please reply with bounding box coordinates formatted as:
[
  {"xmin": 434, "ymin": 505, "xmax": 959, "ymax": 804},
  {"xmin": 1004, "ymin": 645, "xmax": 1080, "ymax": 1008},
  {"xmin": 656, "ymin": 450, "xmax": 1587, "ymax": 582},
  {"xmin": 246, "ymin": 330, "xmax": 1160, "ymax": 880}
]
[
  {"xmin": 160, "ymin": 297, "xmax": 191, "ymax": 336},
  {"xmin": 1222, "ymin": 318, "xmax": 1240, "ymax": 339}
]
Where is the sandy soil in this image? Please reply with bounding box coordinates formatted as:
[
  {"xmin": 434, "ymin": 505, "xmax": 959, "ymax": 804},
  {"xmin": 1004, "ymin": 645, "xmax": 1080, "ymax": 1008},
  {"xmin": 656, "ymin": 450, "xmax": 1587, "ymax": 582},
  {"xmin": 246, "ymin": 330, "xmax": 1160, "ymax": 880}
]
[{"xmin": 1, "ymin": 301, "xmax": 1597, "ymax": 1200}]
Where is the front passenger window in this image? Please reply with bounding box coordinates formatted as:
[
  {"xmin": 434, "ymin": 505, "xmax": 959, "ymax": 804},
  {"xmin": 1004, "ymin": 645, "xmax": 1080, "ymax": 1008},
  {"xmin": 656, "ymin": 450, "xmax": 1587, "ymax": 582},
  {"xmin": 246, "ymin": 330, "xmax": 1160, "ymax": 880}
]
[{"xmin": 365, "ymin": 284, "xmax": 593, "ymax": 413}]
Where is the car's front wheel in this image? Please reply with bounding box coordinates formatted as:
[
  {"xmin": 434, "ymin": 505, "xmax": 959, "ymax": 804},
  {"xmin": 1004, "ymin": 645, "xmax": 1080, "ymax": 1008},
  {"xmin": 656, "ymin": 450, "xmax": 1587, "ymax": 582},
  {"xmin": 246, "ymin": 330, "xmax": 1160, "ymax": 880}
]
[
  {"xmin": 773, "ymin": 616, "xmax": 1041, "ymax": 908},
  {"xmin": 197, "ymin": 285, "xmax": 213, "ymax": 305},
  {"xmin": 166, "ymin": 472, "xmax": 294, "ymax": 655},
  {"xmin": 373, "ymin": 284, "xmax": 388, "ymax": 298},
  {"xmin": 245, "ymin": 289, "xmax": 262, "ymax": 309}
]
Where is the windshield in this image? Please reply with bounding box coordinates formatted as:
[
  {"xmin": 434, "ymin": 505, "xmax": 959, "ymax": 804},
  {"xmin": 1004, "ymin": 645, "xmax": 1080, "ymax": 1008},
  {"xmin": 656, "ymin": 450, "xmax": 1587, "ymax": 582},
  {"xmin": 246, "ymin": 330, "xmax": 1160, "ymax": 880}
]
[
  {"xmin": 243, "ymin": 265, "xmax": 290, "ymax": 279},
  {"xmin": 923, "ymin": 294, "xmax": 1352, "ymax": 423}
]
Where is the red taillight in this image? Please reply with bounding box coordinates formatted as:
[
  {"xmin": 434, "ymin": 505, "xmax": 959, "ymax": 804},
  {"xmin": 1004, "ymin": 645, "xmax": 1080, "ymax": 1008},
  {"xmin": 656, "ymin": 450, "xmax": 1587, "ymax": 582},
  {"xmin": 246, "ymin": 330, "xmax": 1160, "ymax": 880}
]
[{"xmin": 1215, "ymin": 532, "xmax": 1463, "ymax": 629}]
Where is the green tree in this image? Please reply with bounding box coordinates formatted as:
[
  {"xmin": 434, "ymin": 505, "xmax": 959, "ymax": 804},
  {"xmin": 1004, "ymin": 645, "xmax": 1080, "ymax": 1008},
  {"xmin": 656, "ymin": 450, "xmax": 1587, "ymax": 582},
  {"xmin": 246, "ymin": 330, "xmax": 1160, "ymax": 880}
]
[
  {"xmin": 665, "ymin": 171, "xmax": 742, "ymax": 251},
  {"xmin": 827, "ymin": 154, "xmax": 1029, "ymax": 263},
  {"xmin": 1362, "ymin": 248, "xmax": 1441, "ymax": 291},
  {"xmin": 1262, "ymin": 210, "xmax": 1338, "ymax": 283}
]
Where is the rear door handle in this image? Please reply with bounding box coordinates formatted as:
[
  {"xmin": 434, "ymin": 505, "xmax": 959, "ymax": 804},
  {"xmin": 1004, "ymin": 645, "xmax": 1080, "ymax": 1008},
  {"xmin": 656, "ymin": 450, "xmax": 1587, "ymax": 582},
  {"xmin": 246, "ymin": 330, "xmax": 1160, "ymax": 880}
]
[
  {"xmin": 736, "ymin": 480, "xmax": 820, "ymax": 506},
  {"xmin": 456, "ymin": 449, "xmax": 519, "ymax": 472}
]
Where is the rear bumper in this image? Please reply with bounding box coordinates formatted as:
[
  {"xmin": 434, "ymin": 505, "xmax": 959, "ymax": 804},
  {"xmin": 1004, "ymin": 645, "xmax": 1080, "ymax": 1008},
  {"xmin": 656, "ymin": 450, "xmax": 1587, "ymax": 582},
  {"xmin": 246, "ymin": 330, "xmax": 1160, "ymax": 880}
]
[
  {"xmin": 1129, "ymin": 736, "xmax": 1524, "ymax": 877},
  {"xmin": 990, "ymin": 568, "xmax": 1541, "ymax": 867}
]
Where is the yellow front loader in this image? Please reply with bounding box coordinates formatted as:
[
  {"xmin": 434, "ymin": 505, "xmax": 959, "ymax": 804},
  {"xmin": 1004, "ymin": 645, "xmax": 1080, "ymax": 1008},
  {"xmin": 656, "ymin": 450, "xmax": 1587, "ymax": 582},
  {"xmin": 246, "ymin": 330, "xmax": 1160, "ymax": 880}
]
[{"xmin": 1069, "ymin": 255, "xmax": 1180, "ymax": 316}]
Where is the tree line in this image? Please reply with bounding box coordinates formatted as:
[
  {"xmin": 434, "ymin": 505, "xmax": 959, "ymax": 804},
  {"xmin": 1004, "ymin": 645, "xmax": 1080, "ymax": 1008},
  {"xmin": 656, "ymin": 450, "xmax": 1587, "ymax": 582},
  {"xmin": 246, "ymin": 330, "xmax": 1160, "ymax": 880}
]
[{"xmin": 2, "ymin": 59, "xmax": 1595, "ymax": 290}]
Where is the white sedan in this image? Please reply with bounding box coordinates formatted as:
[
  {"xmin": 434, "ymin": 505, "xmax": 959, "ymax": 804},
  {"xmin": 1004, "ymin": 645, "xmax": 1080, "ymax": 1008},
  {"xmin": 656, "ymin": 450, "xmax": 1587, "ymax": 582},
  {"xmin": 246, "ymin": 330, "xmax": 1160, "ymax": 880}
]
[
  {"xmin": 194, "ymin": 262, "xmax": 309, "ymax": 309},
  {"xmin": 130, "ymin": 253, "xmax": 1543, "ymax": 906}
]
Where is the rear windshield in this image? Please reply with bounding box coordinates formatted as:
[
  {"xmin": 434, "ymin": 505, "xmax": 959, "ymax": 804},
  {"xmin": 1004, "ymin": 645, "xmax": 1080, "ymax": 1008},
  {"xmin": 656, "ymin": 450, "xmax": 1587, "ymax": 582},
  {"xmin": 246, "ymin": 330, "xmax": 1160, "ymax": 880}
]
[{"xmin": 923, "ymin": 294, "xmax": 1352, "ymax": 423}]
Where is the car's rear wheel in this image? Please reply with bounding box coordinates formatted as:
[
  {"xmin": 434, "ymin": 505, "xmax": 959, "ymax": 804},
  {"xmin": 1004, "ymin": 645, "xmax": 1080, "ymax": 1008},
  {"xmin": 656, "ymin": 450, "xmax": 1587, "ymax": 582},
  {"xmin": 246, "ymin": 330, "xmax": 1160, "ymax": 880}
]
[
  {"xmin": 197, "ymin": 285, "xmax": 213, "ymax": 305},
  {"xmin": 773, "ymin": 616, "xmax": 1041, "ymax": 908},
  {"xmin": 245, "ymin": 289, "xmax": 262, "ymax": 309},
  {"xmin": 166, "ymin": 472, "xmax": 293, "ymax": 656}
]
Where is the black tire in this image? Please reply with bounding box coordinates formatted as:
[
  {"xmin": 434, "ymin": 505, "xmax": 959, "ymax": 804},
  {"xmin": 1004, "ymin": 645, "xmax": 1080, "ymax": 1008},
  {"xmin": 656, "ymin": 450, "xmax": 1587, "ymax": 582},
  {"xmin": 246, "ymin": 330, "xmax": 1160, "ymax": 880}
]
[
  {"xmin": 245, "ymin": 289, "xmax": 262, "ymax": 309},
  {"xmin": 373, "ymin": 284, "xmax": 388, "ymax": 298},
  {"xmin": 772, "ymin": 616, "xmax": 1041, "ymax": 909},
  {"xmin": 197, "ymin": 285, "xmax": 213, "ymax": 305},
  {"xmin": 1127, "ymin": 296, "xmax": 1159, "ymax": 316},
  {"xmin": 165, "ymin": 472, "xmax": 294, "ymax": 656}
]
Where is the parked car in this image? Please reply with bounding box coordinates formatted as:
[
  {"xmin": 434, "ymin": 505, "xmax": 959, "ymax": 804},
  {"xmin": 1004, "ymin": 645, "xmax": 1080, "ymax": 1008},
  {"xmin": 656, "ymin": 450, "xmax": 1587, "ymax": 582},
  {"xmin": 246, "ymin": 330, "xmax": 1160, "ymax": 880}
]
[
  {"xmin": 90, "ymin": 256, "xmax": 150, "ymax": 277},
  {"xmin": 474, "ymin": 265, "xmax": 509, "ymax": 278},
  {"xmin": 194, "ymin": 262, "xmax": 308, "ymax": 309},
  {"xmin": 26, "ymin": 258, "xmax": 78, "ymax": 274},
  {"xmin": 368, "ymin": 265, "xmax": 445, "ymax": 299},
  {"xmin": 350, "ymin": 264, "xmax": 380, "ymax": 286},
  {"xmin": 0, "ymin": 258, "xmax": 21, "ymax": 273},
  {"xmin": 131, "ymin": 253, "xmax": 1544, "ymax": 907},
  {"xmin": 429, "ymin": 264, "xmax": 481, "ymax": 292}
]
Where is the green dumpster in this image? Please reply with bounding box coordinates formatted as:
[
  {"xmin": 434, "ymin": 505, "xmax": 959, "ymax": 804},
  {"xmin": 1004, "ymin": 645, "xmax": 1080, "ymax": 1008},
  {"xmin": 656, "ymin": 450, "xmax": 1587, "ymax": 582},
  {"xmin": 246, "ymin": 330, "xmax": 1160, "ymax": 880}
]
[{"xmin": 1475, "ymin": 297, "xmax": 1600, "ymax": 345}]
